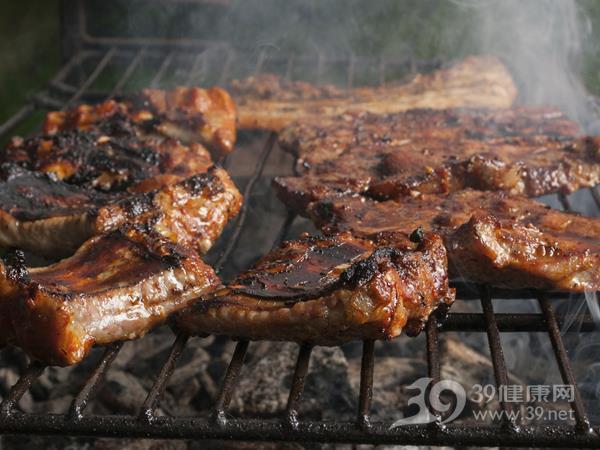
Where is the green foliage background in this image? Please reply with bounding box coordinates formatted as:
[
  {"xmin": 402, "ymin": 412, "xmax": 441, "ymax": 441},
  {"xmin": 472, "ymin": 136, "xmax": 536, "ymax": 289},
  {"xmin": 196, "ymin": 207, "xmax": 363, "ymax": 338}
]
[{"xmin": 2, "ymin": 0, "xmax": 600, "ymax": 124}]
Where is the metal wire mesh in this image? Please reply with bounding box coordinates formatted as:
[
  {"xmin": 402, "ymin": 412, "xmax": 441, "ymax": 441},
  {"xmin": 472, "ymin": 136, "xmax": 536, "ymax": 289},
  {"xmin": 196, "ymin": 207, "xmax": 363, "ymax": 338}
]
[{"xmin": 0, "ymin": 43, "xmax": 598, "ymax": 448}]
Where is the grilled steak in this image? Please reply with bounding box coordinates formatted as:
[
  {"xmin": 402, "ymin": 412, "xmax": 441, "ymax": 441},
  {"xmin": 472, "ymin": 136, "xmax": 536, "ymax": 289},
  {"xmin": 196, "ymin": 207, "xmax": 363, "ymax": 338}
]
[
  {"xmin": 309, "ymin": 190, "xmax": 600, "ymax": 292},
  {"xmin": 0, "ymin": 226, "xmax": 221, "ymax": 366},
  {"xmin": 5, "ymin": 117, "xmax": 213, "ymax": 193},
  {"xmin": 44, "ymin": 87, "xmax": 237, "ymax": 156},
  {"xmin": 273, "ymin": 107, "xmax": 599, "ymax": 211},
  {"xmin": 0, "ymin": 166, "xmax": 241, "ymax": 257},
  {"xmin": 231, "ymin": 56, "xmax": 517, "ymax": 131},
  {"xmin": 174, "ymin": 232, "xmax": 454, "ymax": 344}
]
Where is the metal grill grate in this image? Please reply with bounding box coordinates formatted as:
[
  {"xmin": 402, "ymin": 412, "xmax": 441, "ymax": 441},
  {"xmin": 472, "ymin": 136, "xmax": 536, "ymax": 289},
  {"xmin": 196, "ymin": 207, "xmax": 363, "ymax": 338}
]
[{"xmin": 0, "ymin": 44, "xmax": 599, "ymax": 448}]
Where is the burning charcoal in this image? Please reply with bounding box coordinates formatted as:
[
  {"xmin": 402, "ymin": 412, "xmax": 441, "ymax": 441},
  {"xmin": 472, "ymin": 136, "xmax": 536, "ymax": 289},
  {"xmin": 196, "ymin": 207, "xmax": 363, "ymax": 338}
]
[
  {"xmin": 230, "ymin": 343, "xmax": 355, "ymax": 420},
  {"xmin": 30, "ymin": 395, "xmax": 73, "ymax": 414},
  {"xmin": 98, "ymin": 370, "xmax": 148, "ymax": 415}
]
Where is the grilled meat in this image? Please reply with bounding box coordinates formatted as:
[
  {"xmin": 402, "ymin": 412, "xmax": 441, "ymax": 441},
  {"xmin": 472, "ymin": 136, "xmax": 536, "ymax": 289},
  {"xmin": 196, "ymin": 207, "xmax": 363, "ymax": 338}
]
[
  {"xmin": 0, "ymin": 166, "xmax": 116, "ymax": 257},
  {"xmin": 0, "ymin": 166, "xmax": 241, "ymax": 258},
  {"xmin": 5, "ymin": 116, "xmax": 213, "ymax": 192},
  {"xmin": 231, "ymin": 56, "xmax": 517, "ymax": 131},
  {"xmin": 0, "ymin": 87, "xmax": 242, "ymax": 258},
  {"xmin": 308, "ymin": 190, "xmax": 600, "ymax": 292},
  {"xmin": 174, "ymin": 232, "xmax": 454, "ymax": 344},
  {"xmin": 0, "ymin": 87, "xmax": 241, "ymax": 363},
  {"xmin": 94, "ymin": 166, "xmax": 243, "ymax": 254},
  {"xmin": 0, "ymin": 226, "xmax": 221, "ymax": 366},
  {"xmin": 44, "ymin": 87, "xmax": 237, "ymax": 156},
  {"xmin": 273, "ymin": 107, "xmax": 598, "ymax": 211}
]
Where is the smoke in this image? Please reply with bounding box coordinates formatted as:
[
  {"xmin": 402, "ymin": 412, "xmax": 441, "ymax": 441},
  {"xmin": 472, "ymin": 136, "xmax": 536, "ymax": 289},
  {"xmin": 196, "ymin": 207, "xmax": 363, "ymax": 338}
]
[{"xmin": 449, "ymin": 0, "xmax": 595, "ymax": 129}]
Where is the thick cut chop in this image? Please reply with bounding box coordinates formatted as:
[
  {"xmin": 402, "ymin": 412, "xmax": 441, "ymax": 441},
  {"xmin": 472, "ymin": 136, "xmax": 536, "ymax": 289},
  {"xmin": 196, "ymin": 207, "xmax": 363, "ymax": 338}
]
[
  {"xmin": 174, "ymin": 232, "xmax": 454, "ymax": 344},
  {"xmin": 0, "ymin": 166, "xmax": 241, "ymax": 257},
  {"xmin": 231, "ymin": 56, "xmax": 517, "ymax": 131},
  {"xmin": 309, "ymin": 190, "xmax": 600, "ymax": 292},
  {"xmin": 43, "ymin": 87, "xmax": 237, "ymax": 156},
  {"xmin": 0, "ymin": 226, "xmax": 220, "ymax": 366},
  {"xmin": 274, "ymin": 107, "xmax": 597, "ymax": 211},
  {"xmin": 5, "ymin": 116, "xmax": 213, "ymax": 193}
]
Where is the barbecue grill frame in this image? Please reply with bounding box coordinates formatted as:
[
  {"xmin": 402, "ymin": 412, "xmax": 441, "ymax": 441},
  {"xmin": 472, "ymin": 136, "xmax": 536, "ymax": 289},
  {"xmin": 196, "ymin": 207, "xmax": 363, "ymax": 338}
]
[{"xmin": 1, "ymin": 2, "xmax": 600, "ymax": 447}]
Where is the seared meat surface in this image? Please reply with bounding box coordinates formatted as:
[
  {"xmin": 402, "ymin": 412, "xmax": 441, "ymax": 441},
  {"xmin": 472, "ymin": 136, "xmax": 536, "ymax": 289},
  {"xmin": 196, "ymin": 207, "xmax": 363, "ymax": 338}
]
[
  {"xmin": 93, "ymin": 166, "xmax": 243, "ymax": 254},
  {"xmin": 274, "ymin": 107, "xmax": 598, "ymax": 211},
  {"xmin": 0, "ymin": 166, "xmax": 241, "ymax": 257},
  {"xmin": 0, "ymin": 166, "xmax": 116, "ymax": 257},
  {"xmin": 44, "ymin": 87, "xmax": 237, "ymax": 156},
  {"xmin": 0, "ymin": 226, "xmax": 220, "ymax": 366},
  {"xmin": 0, "ymin": 86, "xmax": 242, "ymax": 258},
  {"xmin": 5, "ymin": 116, "xmax": 213, "ymax": 192},
  {"xmin": 175, "ymin": 232, "xmax": 454, "ymax": 344},
  {"xmin": 309, "ymin": 190, "xmax": 600, "ymax": 292},
  {"xmin": 231, "ymin": 56, "xmax": 517, "ymax": 131}
]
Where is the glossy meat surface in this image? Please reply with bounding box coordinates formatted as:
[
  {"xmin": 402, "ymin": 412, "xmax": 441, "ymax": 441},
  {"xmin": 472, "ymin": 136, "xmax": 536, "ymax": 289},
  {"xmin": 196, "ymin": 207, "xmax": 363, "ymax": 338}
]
[
  {"xmin": 309, "ymin": 190, "xmax": 600, "ymax": 292},
  {"xmin": 175, "ymin": 232, "xmax": 454, "ymax": 344},
  {"xmin": 0, "ymin": 166, "xmax": 241, "ymax": 257},
  {"xmin": 0, "ymin": 226, "xmax": 221, "ymax": 366},
  {"xmin": 43, "ymin": 87, "xmax": 237, "ymax": 156},
  {"xmin": 231, "ymin": 56, "xmax": 517, "ymax": 131},
  {"xmin": 94, "ymin": 166, "xmax": 243, "ymax": 254},
  {"xmin": 0, "ymin": 167, "xmax": 116, "ymax": 257},
  {"xmin": 274, "ymin": 107, "xmax": 598, "ymax": 211}
]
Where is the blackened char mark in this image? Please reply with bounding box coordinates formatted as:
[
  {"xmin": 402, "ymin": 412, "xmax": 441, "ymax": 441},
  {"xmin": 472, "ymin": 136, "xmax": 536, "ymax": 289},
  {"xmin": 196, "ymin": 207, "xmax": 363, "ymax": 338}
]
[
  {"xmin": 3, "ymin": 249, "xmax": 30, "ymax": 285},
  {"xmin": 0, "ymin": 167, "xmax": 115, "ymax": 221}
]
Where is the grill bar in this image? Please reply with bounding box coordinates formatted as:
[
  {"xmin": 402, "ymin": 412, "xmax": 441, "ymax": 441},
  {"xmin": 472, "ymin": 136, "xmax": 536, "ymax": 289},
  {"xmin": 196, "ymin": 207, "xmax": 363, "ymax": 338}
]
[
  {"xmin": 272, "ymin": 210, "xmax": 297, "ymax": 250},
  {"xmin": 480, "ymin": 286, "xmax": 519, "ymax": 430},
  {"xmin": 1, "ymin": 414, "xmax": 600, "ymax": 447},
  {"xmin": 139, "ymin": 333, "xmax": 189, "ymax": 421},
  {"xmin": 284, "ymin": 343, "xmax": 313, "ymax": 428},
  {"xmin": 357, "ymin": 340, "xmax": 375, "ymax": 430},
  {"xmin": 0, "ymin": 104, "xmax": 36, "ymax": 139},
  {"xmin": 150, "ymin": 51, "xmax": 175, "ymax": 87},
  {"xmin": 69, "ymin": 343, "xmax": 123, "ymax": 420},
  {"xmin": 426, "ymin": 315, "xmax": 442, "ymax": 424},
  {"xmin": 63, "ymin": 48, "xmax": 116, "ymax": 109},
  {"xmin": 538, "ymin": 295, "xmax": 592, "ymax": 432},
  {"xmin": 558, "ymin": 192, "xmax": 573, "ymax": 211},
  {"xmin": 185, "ymin": 51, "xmax": 208, "ymax": 85},
  {"xmin": 592, "ymin": 186, "xmax": 600, "ymax": 209},
  {"xmin": 441, "ymin": 312, "xmax": 596, "ymax": 332},
  {"xmin": 0, "ymin": 362, "xmax": 46, "ymax": 416},
  {"xmin": 217, "ymin": 47, "xmax": 235, "ymax": 86},
  {"xmin": 213, "ymin": 340, "xmax": 249, "ymax": 425},
  {"xmin": 109, "ymin": 47, "xmax": 146, "ymax": 98},
  {"xmin": 214, "ymin": 132, "xmax": 277, "ymax": 271}
]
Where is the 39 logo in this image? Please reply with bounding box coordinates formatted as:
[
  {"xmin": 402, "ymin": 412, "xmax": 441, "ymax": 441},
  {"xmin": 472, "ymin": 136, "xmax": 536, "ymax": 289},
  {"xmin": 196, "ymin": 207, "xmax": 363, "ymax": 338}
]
[{"xmin": 389, "ymin": 377, "xmax": 466, "ymax": 428}]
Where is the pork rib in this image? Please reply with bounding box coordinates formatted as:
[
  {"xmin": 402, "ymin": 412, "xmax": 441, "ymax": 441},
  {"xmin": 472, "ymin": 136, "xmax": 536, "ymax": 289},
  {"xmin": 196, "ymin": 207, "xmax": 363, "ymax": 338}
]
[
  {"xmin": 0, "ymin": 166, "xmax": 241, "ymax": 257},
  {"xmin": 5, "ymin": 115, "xmax": 214, "ymax": 193},
  {"xmin": 231, "ymin": 56, "xmax": 517, "ymax": 131},
  {"xmin": 273, "ymin": 107, "xmax": 597, "ymax": 212},
  {"xmin": 0, "ymin": 226, "xmax": 221, "ymax": 366},
  {"xmin": 44, "ymin": 87, "xmax": 237, "ymax": 156},
  {"xmin": 174, "ymin": 232, "xmax": 454, "ymax": 344},
  {"xmin": 308, "ymin": 190, "xmax": 600, "ymax": 292}
]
